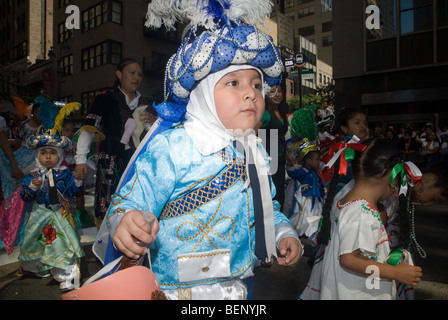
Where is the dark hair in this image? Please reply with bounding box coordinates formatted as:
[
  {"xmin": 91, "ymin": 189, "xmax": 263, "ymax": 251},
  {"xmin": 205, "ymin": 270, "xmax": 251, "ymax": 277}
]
[
  {"xmin": 113, "ymin": 58, "xmax": 140, "ymax": 88},
  {"xmin": 422, "ymin": 159, "xmax": 448, "ymax": 196},
  {"xmin": 336, "ymin": 106, "xmax": 366, "ymax": 135},
  {"xmin": 317, "ymin": 138, "xmax": 403, "ymax": 246},
  {"xmin": 351, "ymin": 138, "xmax": 401, "ymax": 181},
  {"xmin": 265, "ymin": 85, "xmax": 289, "ymax": 122}
]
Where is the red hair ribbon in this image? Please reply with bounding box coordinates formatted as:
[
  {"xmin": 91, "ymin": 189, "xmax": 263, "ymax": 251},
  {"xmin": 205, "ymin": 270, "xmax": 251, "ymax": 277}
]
[
  {"xmin": 403, "ymin": 161, "xmax": 422, "ymax": 186},
  {"xmin": 324, "ymin": 140, "xmax": 367, "ymax": 175}
]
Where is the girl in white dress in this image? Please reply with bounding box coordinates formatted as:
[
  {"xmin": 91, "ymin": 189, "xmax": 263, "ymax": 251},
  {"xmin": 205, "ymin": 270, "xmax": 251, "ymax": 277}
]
[{"xmin": 320, "ymin": 138, "xmax": 423, "ymax": 299}]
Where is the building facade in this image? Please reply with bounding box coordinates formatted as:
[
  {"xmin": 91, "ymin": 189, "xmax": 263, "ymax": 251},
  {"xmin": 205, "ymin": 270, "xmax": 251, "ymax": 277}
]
[
  {"xmin": 270, "ymin": 0, "xmax": 333, "ymax": 102},
  {"xmin": 0, "ymin": 0, "xmax": 54, "ymax": 112},
  {"xmin": 272, "ymin": 0, "xmax": 333, "ymax": 66},
  {"xmin": 333, "ymin": 0, "xmax": 448, "ymax": 128},
  {"xmin": 51, "ymin": 0, "xmax": 181, "ymax": 115}
]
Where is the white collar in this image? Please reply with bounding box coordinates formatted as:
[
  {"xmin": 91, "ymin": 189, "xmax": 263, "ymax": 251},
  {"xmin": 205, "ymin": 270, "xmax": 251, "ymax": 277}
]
[{"xmin": 118, "ymin": 86, "xmax": 141, "ymax": 111}]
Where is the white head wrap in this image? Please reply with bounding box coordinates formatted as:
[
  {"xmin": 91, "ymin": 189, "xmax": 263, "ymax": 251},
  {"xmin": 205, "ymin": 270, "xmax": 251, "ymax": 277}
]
[{"xmin": 184, "ymin": 64, "xmax": 277, "ymax": 261}]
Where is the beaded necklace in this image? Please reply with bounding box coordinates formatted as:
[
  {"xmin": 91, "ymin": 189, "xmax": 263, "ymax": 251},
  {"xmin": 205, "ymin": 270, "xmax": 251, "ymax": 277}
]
[{"xmin": 407, "ymin": 186, "xmax": 427, "ymax": 259}]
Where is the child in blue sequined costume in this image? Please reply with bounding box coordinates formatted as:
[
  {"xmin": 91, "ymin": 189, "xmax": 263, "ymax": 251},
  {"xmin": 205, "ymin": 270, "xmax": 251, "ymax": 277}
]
[
  {"xmin": 100, "ymin": 0, "xmax": 303, "ymax": 300},
  {"xmin": 18, "ymin": 103, "xmax": 85, "ymax": 292}
]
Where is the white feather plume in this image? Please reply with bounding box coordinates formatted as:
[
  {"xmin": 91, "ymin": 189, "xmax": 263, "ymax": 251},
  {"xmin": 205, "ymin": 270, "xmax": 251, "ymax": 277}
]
[{"xmin": 145, "ymin": 0, "xmax": 274, "ymax": 30}]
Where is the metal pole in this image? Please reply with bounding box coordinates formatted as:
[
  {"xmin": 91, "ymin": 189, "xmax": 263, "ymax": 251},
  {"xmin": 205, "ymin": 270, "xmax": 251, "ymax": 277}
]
[{"xmin": 299, "ymin": 68, "xmax": 302, "ymax": 109}]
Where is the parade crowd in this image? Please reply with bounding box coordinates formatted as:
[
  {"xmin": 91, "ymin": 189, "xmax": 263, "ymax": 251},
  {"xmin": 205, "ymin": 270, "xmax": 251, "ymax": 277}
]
[{"xmin": 0, "ymin": 0, "xmax": 447, "ymax": 301}]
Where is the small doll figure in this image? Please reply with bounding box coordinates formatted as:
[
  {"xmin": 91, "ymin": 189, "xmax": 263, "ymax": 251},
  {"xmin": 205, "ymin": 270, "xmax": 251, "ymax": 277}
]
[
  {"xmin": 285, "ymin": 138, "xmax": 325, "ymax": 238},
  {"xmin": 18, "ymin": 102, "xmax": 85, "ymax": 291}
]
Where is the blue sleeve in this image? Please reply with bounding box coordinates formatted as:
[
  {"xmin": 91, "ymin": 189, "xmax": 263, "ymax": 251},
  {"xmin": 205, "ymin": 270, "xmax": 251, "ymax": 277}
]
[
  {"xmin": 286, "ymin": 167, "xmax": 307, "ymax": 182},
  {"xmin": 21, "ymin": 173, "xmax": 39, "ymax": 202},
  {"xmin": 107, "ymin": 133, "xmax": 176, "ymax": 218},
  {"xmin": 59, "ymin": 169, "xmax": 82, "ymax": 198}
]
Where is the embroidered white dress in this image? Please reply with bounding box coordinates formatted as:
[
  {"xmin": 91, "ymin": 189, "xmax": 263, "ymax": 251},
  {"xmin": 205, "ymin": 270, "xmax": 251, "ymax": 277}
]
[{"xmin": 320, "ymin": 199, "xmax": 395, "ymax": 300}]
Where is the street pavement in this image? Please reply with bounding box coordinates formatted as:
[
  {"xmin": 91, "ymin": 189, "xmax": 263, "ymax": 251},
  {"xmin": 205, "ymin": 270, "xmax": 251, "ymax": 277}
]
[{"xmin": 0, "ymin": 195, "xmax": 447, "ymax": 300}]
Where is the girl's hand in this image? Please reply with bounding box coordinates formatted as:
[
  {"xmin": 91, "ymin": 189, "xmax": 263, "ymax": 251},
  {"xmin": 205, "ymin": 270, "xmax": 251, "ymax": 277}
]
[
  {"xmin": 112, "ymin": 210, "xmax": 159, "ymax": 259},
  {"xmin": 394, "ymin": 263, "xmax": 423, "ymax": 287}
]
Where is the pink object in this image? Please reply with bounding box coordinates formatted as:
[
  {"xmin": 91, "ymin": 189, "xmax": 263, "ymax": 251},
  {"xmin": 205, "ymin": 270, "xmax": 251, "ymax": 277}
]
[
  {"xmin": 0, "ymin": 188, "xmax": 27, "ymax": 254},
  {"xmin": 120, "ymin": 118, "xmax": 137, "ymax": 145},
  {"xmin": 61, "ymin": 266, "xmax": 162, "ymax": 300}
]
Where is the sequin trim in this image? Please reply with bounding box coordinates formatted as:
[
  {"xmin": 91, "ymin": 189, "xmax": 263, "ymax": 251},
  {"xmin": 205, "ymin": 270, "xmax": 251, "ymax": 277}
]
[{"xmin": 159, "ymin": 148, "xmax": 247, "ymax": 220}]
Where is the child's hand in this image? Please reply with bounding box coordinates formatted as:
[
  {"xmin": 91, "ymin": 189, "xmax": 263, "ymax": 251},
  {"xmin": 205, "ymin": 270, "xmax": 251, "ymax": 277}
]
[
  {"xmin": 277, "ymin": 237, "xmax": 302, "ymax": 267},
  {"xmin": 112, "ymin": 210, "xmax": 159, "ymax": 260},
  {"xmin": 394, "ymin": 262, "xmax": 423, "ymax": 287},
  {"xmin": 285, "ymin": 150, "xmax": 296, "ymax": 167},
  {"xmin": 31, "ymin": 178, "xmax": 42, "ymax": 187},
  {"xmin": 74, "ymin": 164, "xmax": 87, "ymax": 180}
]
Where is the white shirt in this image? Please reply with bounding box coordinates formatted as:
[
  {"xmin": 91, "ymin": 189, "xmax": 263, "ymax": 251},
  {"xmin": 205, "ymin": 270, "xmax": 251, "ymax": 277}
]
[{"xmin": 320, "ymin": 199, "xmax": 395, "ymax": 300}]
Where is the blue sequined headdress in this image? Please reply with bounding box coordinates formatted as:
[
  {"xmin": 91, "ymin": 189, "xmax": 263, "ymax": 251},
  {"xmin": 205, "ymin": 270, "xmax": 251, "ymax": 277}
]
[{"xmin": 145, "ymin": 0, "xmax": 284, "ymax": 122}]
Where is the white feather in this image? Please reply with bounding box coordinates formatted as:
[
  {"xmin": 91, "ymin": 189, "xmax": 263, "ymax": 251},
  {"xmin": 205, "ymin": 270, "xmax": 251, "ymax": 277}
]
[{"xmin": 145, "ymin": 0, "xmax": 274, "ymax": 30}]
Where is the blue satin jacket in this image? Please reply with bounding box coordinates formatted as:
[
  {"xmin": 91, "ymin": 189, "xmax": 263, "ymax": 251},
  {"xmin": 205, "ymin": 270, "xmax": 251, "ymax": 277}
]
[
  {"xmin": 107, "ymin": 127, "xmax": 292, "ymax": 290},
  {"xmin": 21, "ymin": 168, "xmax": 82, "ymax": 208}
]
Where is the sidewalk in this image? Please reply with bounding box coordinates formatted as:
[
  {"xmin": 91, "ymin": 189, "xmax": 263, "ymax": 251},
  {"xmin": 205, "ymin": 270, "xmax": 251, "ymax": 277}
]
[{"xmin": 0, "ymin": 194, "xmax": 102, "ymax": 299}]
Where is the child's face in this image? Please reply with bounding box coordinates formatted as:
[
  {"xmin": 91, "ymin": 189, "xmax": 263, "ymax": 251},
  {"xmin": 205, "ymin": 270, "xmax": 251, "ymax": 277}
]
[
  {"xmin": 63, "ymin": 122, "xmax": 76, "ymax": 140},
  {"xmin": 38, "ymin": 148, "xmax": 60, "ymax": 169},
  {"xmin": 341, "ymin": 113, "xmax": 369, "ymax": 140},
  {"xmin": 214, "ymin": 69, "xmax": 264, "ymax": 132},
  {"xmin": 305, "ymin": 151, "xmax": 321, "ymax": 170},
  {"xmin": 415, "ymin": 173, "xmax": 448, "ymax": 205}
]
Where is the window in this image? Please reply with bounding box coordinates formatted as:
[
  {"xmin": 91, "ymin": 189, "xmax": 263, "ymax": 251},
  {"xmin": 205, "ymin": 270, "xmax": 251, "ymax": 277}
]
[
  {"xmin": 322, "ymin": 35, "xmax": 332, "ymax": 47},
  {"xmin": 284, "ymin": 0, "xmax": 294, "ymax": 9},
  {"xmin": 111, "ymin": 1, "xmax": 122, "ymax": 24},
  {"xmin": 301, "ymin": 48, "xmax": 316, "ymax": 66},
  {"xmin": 438, "ymin": 29, "xmax": 448, "ymax": 62},
  {"xmin": 14, "ymin": 41, "xmax": 26, "ymax": 61},
  {"xmin": 321, "ymin": 0, "xmax": 332, "ymax": 12},
  {"xmin": 58, "ymin": 22, "xmax": 74, "ymax": 43},
  {"xmin": 366, "ymin": 0, "xmax": 396, "ymax": 40},
  {"xmin": 365, "ymin": 0, "xmax": 443, "ymax": 71},
  {"xmin": 400, "ymin": 0, "xmax": 433, "ymax": 35},
  {"xmin": 366, "ymin": 38, "xmax": 397, "ymax": 71},
  {"xmin": 83, "ymin": 2, "xmax": 108, "ymax": 32},
  {"xmin": 298, "ymin": 25, "xmax": 315, "ymax": 37},
  {"xmin": 82, "ymin": 40, "xmax": 122, "ymax": 71},
  {"xmin": 16, "ymin": 12, "xmax": 26, "ymax": 34},
  {"xmin": 322, "ymin": 21, "xmax": 332, "ymax": 33},
  {"xmin": 109, "ymin": 41, "xmax": 122, "ymax": 64},
  {"xmin": 58, "ymin": 0, "xmax": 72, "ymax": 8},
  {"xmin": 59, "ymin": 54, "xmax": 74, "ymax": 76},
  {"xmin": 400, "ymin": 32, "xmax": 433, "ymax": 67},
  {"xmin": 82, "ymin": 1, "xmax": 122, "ymax": 32},
  {"xmin": 438, "ymin": 0, "xmax": 448, "ymax": 27},
  {"xmin": 298, "ymin": 7, "xmax": 314, "ymax": 18}
]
